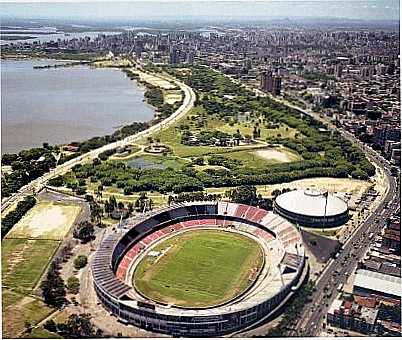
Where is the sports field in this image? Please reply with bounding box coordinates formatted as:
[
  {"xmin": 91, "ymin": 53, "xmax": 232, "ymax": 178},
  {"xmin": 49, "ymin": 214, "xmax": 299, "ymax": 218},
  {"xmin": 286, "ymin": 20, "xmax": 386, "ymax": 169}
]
[
  {"xmin": 5, "ymin": 200, "xmax": 82, "ymax": 240},
  {"xmin": 133, "ymin": 229, "xmax": 264, "ymax": 308},
  {"xmin": 2, "ymin": 289, "xmax": 54, "ymax": 338},
  {"xmin": 2, "ymin": 238, "xmax": 60, "ymax": 337},
  {"xmin": 2, "ymin": 239, "xmax": 60, "ymax": 294}
]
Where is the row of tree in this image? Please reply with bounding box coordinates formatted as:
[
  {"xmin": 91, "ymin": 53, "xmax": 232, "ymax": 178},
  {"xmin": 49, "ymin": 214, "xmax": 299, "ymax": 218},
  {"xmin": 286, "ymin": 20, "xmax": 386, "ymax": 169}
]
[
  {"xmin": 1, "ymin": 119, "xmax": 149, "ymax": 197},
  {"xmin": 40, "ymin": 261, "xmax": 66, "ymax": 308},
  {"xmin": 226, "ymin": 185, "xmax": 273, "ymax": 210},
  {"xmin": 44, "ymin": 313, "xmax": 103, "ymax": 338},
  {"xmin": 1, "ymin": 195, "xmax": 36, "ymax": 239}
]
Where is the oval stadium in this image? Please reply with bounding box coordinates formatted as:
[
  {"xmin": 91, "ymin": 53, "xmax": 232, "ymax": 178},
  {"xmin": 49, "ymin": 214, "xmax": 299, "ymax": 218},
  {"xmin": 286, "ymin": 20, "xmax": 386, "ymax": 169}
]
[
  {"xmin": 274, "ymin": 188, "xmax": 349, "ymax": 228},
  {"xmin": 92, "ymin": 201, "xmax": 307, "ymax": 336}
]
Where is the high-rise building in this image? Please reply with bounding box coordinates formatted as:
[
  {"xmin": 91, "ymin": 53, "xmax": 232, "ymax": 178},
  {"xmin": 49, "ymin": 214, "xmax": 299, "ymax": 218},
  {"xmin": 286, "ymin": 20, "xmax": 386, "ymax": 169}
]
[
  {"xmin": 334, "ymin": 64, "xmax": 343, "ymax": 78},
  {"xmin": 260, "ymin": 71, "xmax": 282, "ymax": 96},
  {"xmin": 186, "ymin": 51, "xmax": 194, "ymax": 64},
  {"xmin": 169, "ymin": 46, "xmax": 179, "ymax": 65},
  {"xmin": 373, "ymin": 125, "xmax": 401, "ymax": 149}
]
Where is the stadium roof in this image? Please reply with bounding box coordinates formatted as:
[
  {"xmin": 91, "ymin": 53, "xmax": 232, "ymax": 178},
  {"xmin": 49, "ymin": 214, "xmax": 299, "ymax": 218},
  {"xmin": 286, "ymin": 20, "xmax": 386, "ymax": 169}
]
[
  {"xmin": 354, "ymin": 269, "xmax": 401, "ymax": 298},
  {"xmin": 275, "ymin": 189, "xmax": 348, "ymax": 217}
]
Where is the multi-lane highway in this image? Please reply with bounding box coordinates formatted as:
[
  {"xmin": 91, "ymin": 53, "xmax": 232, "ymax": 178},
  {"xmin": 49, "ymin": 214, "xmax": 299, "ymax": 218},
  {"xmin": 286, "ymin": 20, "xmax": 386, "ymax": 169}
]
[
  {"xmin": 1, "ymin": 66, "xmax": 196, "ymax": 213},
  {"xmin": 296, "ymin": 151, "xmax": 397, "ymax": 337},
  {"xmin": 212, "ymin": 72, "xmax": 399, "ymax": 337},
  {"xmin": 284, "ymin": 102, "xmax": 399, "ymax": 337}
]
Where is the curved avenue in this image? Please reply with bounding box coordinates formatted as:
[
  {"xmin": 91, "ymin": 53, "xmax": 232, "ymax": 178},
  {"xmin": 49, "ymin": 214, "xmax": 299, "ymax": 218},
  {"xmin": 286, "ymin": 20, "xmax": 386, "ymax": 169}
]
[{"xmin": 1, "ymin": 66, "xmax": 196, "ymax": 211}]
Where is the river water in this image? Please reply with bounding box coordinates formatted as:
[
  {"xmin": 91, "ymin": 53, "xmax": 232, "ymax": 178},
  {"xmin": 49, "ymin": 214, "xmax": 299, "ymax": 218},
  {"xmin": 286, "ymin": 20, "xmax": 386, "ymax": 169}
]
[{"xmin": 1, "ymin": 59, "xmax": 155, "ymax": 154}]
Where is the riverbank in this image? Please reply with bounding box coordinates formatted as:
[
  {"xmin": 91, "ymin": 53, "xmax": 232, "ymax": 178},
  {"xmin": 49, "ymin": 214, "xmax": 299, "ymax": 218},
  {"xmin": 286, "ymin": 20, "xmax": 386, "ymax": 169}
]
[
  {"xmin": 1, "ymin": 58, "xmax": 192, "ymax": 202},
  {"xmin": 1, "ymin": 58, "xmax": 156, "ymax": 154},
  {"xmin": 0, "ymin": 50, "xmax": 105, "ymax": 61}
]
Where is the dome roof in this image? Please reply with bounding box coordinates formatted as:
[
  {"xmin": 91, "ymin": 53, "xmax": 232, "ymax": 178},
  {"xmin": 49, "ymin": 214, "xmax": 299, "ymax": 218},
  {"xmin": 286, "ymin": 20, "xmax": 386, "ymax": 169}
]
[{"xmin": 275, "ymin": 189, "xmax": 348, "ymax": 218}]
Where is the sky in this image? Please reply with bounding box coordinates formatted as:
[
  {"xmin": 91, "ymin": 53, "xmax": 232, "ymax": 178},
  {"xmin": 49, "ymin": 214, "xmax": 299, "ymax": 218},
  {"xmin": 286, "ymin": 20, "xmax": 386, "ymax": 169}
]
[{"xmin": 0, "ymin": 0, "xmax": 399, "ymax": 21}]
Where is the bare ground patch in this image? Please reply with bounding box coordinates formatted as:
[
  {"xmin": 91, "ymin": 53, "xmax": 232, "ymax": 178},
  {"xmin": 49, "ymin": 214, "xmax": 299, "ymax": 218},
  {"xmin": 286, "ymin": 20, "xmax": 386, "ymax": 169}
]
[
  {"xmin": 253, "ymin": 148, "xmax": 299, "ymax": 163},
  {"xmin": 6, "ymin": 201, "xmax": 82, "ymax": 240}
]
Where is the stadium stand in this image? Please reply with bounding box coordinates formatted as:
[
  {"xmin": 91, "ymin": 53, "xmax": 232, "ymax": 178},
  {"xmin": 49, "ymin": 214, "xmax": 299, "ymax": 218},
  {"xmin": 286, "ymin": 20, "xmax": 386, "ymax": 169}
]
[{"xmin": 93, "ymin": 201, "xmax": 306, "ymax": 337}]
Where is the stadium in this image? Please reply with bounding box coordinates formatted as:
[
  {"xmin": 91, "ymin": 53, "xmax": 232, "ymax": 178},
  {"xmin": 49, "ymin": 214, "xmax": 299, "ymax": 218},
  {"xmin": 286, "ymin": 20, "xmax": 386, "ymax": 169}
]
[
  {"xmin": 92, "ymin": 201, "xmax": 307, "ymax": 336},
  {"xmin": 274, "ymin": 188, "xmax": 349, "ymax": 228}
]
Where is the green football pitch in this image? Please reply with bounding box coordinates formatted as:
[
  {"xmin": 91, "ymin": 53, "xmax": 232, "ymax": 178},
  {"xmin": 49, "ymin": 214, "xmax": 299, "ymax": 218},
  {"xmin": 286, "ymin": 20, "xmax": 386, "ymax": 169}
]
[{"xmin": 133, "ymin": 229, "xmax": 264, "ymax": 308}]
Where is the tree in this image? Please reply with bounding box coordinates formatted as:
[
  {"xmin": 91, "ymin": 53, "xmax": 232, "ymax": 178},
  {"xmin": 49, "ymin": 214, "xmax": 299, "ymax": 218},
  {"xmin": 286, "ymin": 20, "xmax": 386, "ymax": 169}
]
[
  {"xmin": 73, "ymin": 255, "xmax": 88, "ymax": 270},
  {"xmin": 41, "ymin": 262, "xmax": 66, "ymax": 308},
  {"xmin": 1, "ymin": 196, "xmax": 36, "ymax": 239},
  {"xmin": 57, "ymin": 314, "xmax": 101, "ymax": 338},
  {"xmin": 168, "ymin": 195, "xmax": 174, "ymax": 206},
  {"xmin": 89, "ymin": 201, "xmax": 102, "ymax": 225},
  {"xmin": 92, "ymin": 158, "xmax": 101, "ymax": 166},
  {"xmin": 44, "ymin": 320, "xmax": 57, "ymax": 333},
  {"xmin": 73, "ymin": 221, "xmax": 95, "ymax": 243},
  {"xmin": 66, "ymin": 276, "xmax": 80, "ymax": 294},
  {"xmin": 271, "ymin": 189, "xmax": 282, "ymax": 198},
  {"xmin": 192, "ymin": 157, "xmax": 204, "ymax": 165},
  {"xmin": 24, "ymin": 320, "xmax": 32, "ymax": 333},
  {"xmin": 96, "ymin": 184, "xmax": 103, "ymax": 199},
  {"xmin": 109, "ymin": 196, "xmax": 117, "ymax": 209},
  {"xmin": 48, "ymin": 176, "xmax": 64, "ymax": 187},
  {"xmin": 226, "ymin": 185, "xmax": 258, "ymax": 205}
]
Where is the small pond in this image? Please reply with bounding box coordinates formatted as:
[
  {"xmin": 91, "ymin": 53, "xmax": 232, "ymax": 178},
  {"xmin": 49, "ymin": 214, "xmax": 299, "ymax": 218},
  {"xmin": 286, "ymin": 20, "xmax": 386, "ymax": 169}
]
[{"xmin": 127, "ymin": 157, "xmax": 165, "ymax": 169}]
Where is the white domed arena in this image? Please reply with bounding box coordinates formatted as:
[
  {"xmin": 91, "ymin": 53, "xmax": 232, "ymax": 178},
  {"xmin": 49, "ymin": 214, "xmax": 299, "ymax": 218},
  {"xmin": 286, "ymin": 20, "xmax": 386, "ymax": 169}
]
[{"xmin": 274, "ymin": 189, "xmax": 349, "ymax": 228}]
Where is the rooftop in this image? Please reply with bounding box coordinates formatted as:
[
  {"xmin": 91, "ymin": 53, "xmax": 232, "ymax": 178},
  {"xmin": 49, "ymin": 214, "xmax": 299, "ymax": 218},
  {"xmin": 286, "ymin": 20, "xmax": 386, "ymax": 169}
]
[
  {"xmin": 354, "ymin": 269, "xmax": 401, "ymax": 298},
  {"xmin": 275, "ymin": 188, "xmax": 348, "ymax": 217}
]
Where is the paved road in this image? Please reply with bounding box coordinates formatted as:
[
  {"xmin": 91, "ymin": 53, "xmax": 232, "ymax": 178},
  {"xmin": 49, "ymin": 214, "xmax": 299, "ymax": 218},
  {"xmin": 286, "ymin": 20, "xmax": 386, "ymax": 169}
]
[
  {"xmin": 214, "ymin": 72, "xmax": 399, "ymax": 336},
  {"xmin": 1, "ymin": 67, "xmax": 195, "ymax": 213},
  {"xmin": 229, "ymin": 76, "xmax": 399, "ymax": 336},
  {"xmin": 281, "ymin": 105, "xmax": 399, "ymax": 337}
]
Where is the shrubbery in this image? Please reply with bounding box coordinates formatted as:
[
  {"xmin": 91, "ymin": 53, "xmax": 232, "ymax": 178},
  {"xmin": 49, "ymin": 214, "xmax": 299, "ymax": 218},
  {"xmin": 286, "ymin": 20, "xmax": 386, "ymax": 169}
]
[
  {"xmin": 73, "ymin": 255, "xmax": 88, "ymax": 270},
  {"xmin": 1, "ymin": 195, "xmax": 36, "ymax": 239},
  {"xmin": 66, "ymin": 276, "xmax": 80, "ymax": 294}
]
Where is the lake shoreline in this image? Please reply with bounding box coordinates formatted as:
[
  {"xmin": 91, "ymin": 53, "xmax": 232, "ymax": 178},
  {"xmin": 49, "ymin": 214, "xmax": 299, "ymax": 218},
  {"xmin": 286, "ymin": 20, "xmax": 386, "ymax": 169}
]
[{"xmin": 1, "ymin": 58, "xmax": 156, "ymax": 154}]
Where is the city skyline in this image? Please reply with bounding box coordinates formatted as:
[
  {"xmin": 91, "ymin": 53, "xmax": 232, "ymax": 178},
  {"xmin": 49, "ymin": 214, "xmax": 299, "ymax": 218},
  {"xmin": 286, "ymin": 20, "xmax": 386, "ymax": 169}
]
[
  {"xmin": 0, "ymin": 0, "xmax": 400, "ymax": 21},
  {"xmin": 1, "ymin": 1, "xmax": 400, "ymax": 338}
]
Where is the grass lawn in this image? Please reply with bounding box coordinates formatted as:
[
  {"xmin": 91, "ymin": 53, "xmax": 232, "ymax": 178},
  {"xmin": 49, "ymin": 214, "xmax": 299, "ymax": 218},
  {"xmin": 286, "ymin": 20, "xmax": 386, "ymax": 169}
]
[
  {"xmin": 86, "ymin": 180, "xmax": 168, "ymax": 207},
  {"xmin": 218, "ymin": 149, "xmax": 279, "ymax": 168},
  {"xmin": 5, "ymin": 200, "xmax": 82, "ymax": 240},
  {"xmin": 132, "ymin": 68, "xmax": 176, "ymax": 89},
  {"xmin": 164, "ymin": 89, "xmax": 182, "ymax": 104},
  {"xmin": 138, "ymin": 107, "xmax": 227, "ymax": 158},
  {"xmin": 207, "ymin": 117, "xmax": 298, "ymax": 140},
  {"xmin": 21, "ymin": 327, "xmax": 62, "ymax": 339},
  {"xmin": 2, "ymin": 239, "xmax": 60, "ymax": 294},
  {"xmin": 125, "ymin": 154, "xmax": 190, "ymax": 170},
  {"xmin": 138, "ymin": 104, "xmax": 302, "ymax": 161},
  {"xmin": 133, "ymin": 229, "xmax": 263, "ymax": 308},
  {"xmin": 2, "ymin": 289, "xmax": 54, "ymax": 339}
]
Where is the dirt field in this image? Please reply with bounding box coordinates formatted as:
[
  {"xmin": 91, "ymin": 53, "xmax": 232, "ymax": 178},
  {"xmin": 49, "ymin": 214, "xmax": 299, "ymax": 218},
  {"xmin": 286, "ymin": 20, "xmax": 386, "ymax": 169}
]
[
  {"xmin": 93, "ymin": 59, "xmax": 131, "ymax": 68},
  {"xmin": 134, "ymin": 69, "xmax": 176, "ymax": 89},
  {"xmin": 255, "ymin": 177, "xmax": 372, "ymax": 197},
  {"xmin": 205, "ymin": 177, "xmax": 372, "ymax": 199},
  {"xmin": 6, "ymin": 200, "xmax": 82, "ymax": 240},
  {"xmin": 253, "ymin": 148, "xmax": 299, "ymax": 163},
  {"xmin": 164, "ymin": 90, "xmax": 182, "ymax": 104}
]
